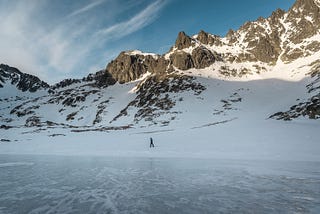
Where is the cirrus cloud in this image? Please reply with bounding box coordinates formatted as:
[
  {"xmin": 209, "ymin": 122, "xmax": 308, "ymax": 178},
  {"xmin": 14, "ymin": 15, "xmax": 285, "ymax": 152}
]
[{"xmin": 0, "ymin": 0, "xmax": 167, "ymax": 84}]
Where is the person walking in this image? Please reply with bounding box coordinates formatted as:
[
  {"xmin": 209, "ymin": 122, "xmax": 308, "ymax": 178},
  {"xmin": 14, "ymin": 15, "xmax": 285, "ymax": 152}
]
[{"xmin": 150, "ymin": 137, "xmax": 154, "ymax": 148}]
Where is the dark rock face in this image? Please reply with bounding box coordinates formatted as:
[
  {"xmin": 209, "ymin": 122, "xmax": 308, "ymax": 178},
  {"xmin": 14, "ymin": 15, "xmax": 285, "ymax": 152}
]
[
  {"xmin": 270, "ymin": 8, "xmax": 286, "ymax": 22},
  {"xmin": 0, "ymin": 64, "xmax": 49, "ymax": 92},
  {"xmin": 51, "ymin": 70, "xmax": 116, "ymax": 90},
  {"xmin": 25, "ymin": 116, "xmax": 41, "ymax": 127},
  {"xmin": 169, "ymin": 44, "xmax": 219, "ymax": 70},
  {"xmin": 197, "ymin": 30, "xmax": 211, "ymax": 45},
  {"xmin": 270, "ymin": 94, "xmax": 320, "ymax": 120},
  {"xmin": 197, "ymin": 30, "xmax": 222, "ymax": 46},
  {"xmin": 226, "ymin": 29, "xmax": 237, "ymax": 44},
  {"xmin": 105, "ymin": 40, "xmax": 219, "ymax": 82},
  {"xmin": 107, "ymin": 52, "xmax": 149, "ymax": 84},
  {"xmin": 106, "ymin": 51, "xmax": 169, "ymax": 83},
  {"xmin": 51, "ymin": 79, "xmax": 82, "ymax": 90},
  {"xmin": 170, "ymin": 52, "xmax": 194, "ymax": 70},
  {"xmin": 248, "ymin": 37, "xmax": 280, "ymax": 63},
  {"xmin": 88, "ymin": 70, "xmax": 116, "ymax": 87},
  {"xmin": 192, "ymin": 46, "xmax": 218, "ymax": 69},
  {"xmin": 104, "ymin": 37, "xmax": 219, "ymax": 82},
  {"xmin": 149, "ymin": 57, "xmax": 170, "ymax": 74},
  {"xmin": 175, "ymin": 31, "xmax": 193, "ymax": 50}
]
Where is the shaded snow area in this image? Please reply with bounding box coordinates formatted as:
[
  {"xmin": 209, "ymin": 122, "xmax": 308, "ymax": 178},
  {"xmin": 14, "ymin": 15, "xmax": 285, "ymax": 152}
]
[
  {"xmin": 0, "ymin": 155, "xmax": 319, "ymax": 214},
  {"xmin": 0, "ymin": 118, "xmax": 319, "ymax": 161}
]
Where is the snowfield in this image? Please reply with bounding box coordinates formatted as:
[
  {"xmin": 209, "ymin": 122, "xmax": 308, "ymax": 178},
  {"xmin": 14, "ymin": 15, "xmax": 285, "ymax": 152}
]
[{"xmin": 1, "ymin": 74, "xmax": 319, "ymax": 161}]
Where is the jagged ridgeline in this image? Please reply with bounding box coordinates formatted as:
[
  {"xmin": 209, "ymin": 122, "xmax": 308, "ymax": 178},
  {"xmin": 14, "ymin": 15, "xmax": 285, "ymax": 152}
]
[
  {"xmin": 0, "ymin": 64, "xmax": 49, "ymax": 92},
  {"xmin": 1, "ymin": 0, "xmax": 320, "ymax": 130}
]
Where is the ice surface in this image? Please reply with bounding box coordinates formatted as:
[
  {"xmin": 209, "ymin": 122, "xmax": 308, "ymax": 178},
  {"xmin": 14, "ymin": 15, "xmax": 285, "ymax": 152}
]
[
  {"xmin": 0, "ymin": 155, "xmax": 319, "ymax": 214},
  {"xmin": 0, "ymin": 162, "xmax": 34, "ymax": 168}
]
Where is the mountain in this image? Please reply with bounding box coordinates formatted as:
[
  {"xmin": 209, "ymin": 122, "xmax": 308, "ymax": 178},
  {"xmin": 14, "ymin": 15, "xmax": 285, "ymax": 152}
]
[
  {"xmin": 0, "ymin": 64, "xmax": 49, "ymax": 92},
  {"xmin": 1, "ymin": 0, "xmax": 320, "ymax": 136}
]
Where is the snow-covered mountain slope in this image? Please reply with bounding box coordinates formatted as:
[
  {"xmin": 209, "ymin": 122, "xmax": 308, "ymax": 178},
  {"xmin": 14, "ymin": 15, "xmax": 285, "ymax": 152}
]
[
  {"xmin": 0, "ymin": 64, "xmax": 49, "ymax": 94},
  {"xmin": 0, "ymin": 0, "xmax": 320, "ymax": 141}
]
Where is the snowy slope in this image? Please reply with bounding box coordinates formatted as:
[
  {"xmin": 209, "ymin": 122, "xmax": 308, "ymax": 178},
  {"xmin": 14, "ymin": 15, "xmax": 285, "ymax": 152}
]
[{"xmin": 1, "ymin": 69, "xmax": 319, "ymax": 161}]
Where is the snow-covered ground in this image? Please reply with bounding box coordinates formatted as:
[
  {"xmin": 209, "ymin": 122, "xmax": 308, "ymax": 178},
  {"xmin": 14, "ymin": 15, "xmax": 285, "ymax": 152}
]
[
  {"xmin": 1, "ymin": 116, "xmax": 319, "ymax": 161},
  {"xmin": 1, "ymin": 74, "xmax": 319, "ymax": 161}
]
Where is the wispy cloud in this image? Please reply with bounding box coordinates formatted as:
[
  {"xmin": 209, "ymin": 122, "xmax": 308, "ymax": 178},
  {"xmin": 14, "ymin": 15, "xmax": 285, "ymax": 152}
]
[
  {"xmin": 68, "ymin": 0, "xmax": 106, "ymax": 18},
  {"xmin": 97, "ymin": 0, "xmax": 166, "ymax": 40},
  {"xmin": 0, "ymin": 0, "xmax": 166, "ymax": 84}
]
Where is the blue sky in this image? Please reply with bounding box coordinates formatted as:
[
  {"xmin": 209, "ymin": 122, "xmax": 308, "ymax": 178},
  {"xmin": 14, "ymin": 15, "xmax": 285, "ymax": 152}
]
[{"xmin": 0, "ymin": 0, "xmax": 295, "ymax": 83}]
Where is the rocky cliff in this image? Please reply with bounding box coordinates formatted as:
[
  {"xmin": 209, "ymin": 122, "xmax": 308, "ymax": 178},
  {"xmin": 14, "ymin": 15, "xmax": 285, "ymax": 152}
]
[{"xmin": 101, "ymin": 0, "xmax": 320, "ymax": 85}]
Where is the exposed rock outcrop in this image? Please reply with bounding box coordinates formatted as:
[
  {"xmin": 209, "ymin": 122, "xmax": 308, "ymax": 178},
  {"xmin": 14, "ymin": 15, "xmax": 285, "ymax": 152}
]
[
  {"xmin": 0, "ymin": 64, "xmax": 49, "ymax": 92},
  {"xmin": 106, "ymin": 51, "xmax": 170, "ymax": 83},
  {"xmin": 25, "ymin": 116, "xmax": 41, "ymax": 127},
  {"xmin": 51, "ymin": 79, "xmax": 82, "ymax": 90},
  {"xmin": 248, "ymin": 37, "xmax": 280, "ymax": 64},
  {"xmin": 192, "ymin": 46, "xmax": 219, "ymax": 69},
  {"xmin": 175, "ymin": 31, "xmax": 194, "ymax": 50},
  {"xmin": 197, "ymin": 30, "xmax": 222, "ymax": 46},
  {"xmin": 218, "ymin": 0, "xmax": 320, "ymax": 64},
  {"xmin": 87, "ymin": 70, "xmax": 116, "ymax": 88},
  {"xmin": 106, "ymin": 52, "xmax": 149, "ymax": 84},
  {"xmin": 270, "ymin": 95, "xmax": 320, "ymax": 120},
  {"xmin": 112, "ymin": 73, "xmax": 206, "ymax": 125},
  {"xmin": 170, "ymin": 52, "xmax": 194, "ymax": 70}
]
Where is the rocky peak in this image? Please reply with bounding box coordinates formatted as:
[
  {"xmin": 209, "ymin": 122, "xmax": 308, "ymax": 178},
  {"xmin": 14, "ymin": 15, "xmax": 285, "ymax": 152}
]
[
  {"xmin": 106, "ymin": 51, "xmax": 148, "ymax": 84},
  {"xmin": 278, "ymin": 0, "xmax": 320, "ymax": 63},
  {"xmin": 226, "ymin": 29, "xmax": 237, "ymax": 43},
  {"xmin": 287, "ymin": 0, "xmax": 320, "ymax": 26},
  {"xmin": 219, "ymin": 0, "xmax": 320, "ymax": 64},
  {"xmin": 106, "ymin": 51, "xmax": 170, "ymax": 84},
  {"xmin": 290, "ymin": 0, "xmax": 320, "ymax": 13},
  {"xmin": 197, "ymin": 30, "xmax": 210, "ymax": 44},
  {"xmin": 269, "ymin": 8, "xmax": 285, "ymax": 23},
  {"xmin": 0, "ymin": 64, "xmax": 49, "ymax": 92},
  {"xmin": 197, "ymin": 30, "xmax": 222, "ymax": 46},
  {"xmin": 229, "ymin": 16, "xmax": 283, "ymax": 63},
  {"xmin": 175, "ymin": 31, "xmax": 193, "ymax": 50}
]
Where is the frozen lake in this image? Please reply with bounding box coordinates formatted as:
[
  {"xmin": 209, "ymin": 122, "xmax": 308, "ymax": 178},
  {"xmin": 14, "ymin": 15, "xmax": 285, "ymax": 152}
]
[{"xmin": 0, "ymin": 155, "xmax": 319, "ymax": 214}]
